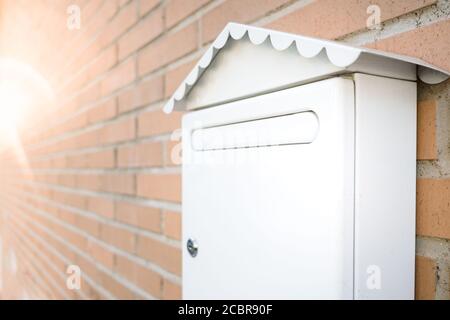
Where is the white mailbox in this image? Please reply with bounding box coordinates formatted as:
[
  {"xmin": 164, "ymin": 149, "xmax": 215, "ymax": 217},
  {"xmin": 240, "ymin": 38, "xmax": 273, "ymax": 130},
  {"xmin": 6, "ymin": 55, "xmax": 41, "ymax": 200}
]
[{"xmin": 164, "ymin": 23, "xmax": 449, "ymax": 300}]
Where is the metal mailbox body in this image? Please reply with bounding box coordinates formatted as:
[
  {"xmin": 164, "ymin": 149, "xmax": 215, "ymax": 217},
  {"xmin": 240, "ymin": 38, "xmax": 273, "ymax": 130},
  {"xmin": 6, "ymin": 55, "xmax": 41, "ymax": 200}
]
[
  {"xmin": 163, "ymin": 23, "xmax": 448, "ymax": 300},
  {"xmin": 182, "ymin": 74, "xmax": 416, "ymax": 299}
]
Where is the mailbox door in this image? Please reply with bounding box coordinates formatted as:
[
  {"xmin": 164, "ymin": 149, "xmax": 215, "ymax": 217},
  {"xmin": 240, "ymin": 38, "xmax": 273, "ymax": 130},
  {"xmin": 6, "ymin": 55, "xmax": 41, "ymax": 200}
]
[{"xmin": 183, "ymin": 77, "xmax": 355, "ymax": 299}]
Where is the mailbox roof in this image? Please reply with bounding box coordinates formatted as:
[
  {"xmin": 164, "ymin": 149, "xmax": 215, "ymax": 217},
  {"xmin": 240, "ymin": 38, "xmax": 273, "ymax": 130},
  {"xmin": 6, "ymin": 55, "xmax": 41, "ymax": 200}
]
[{"xmin": 164, "ymin": 22, "xmax": 449, "ymax": 113}]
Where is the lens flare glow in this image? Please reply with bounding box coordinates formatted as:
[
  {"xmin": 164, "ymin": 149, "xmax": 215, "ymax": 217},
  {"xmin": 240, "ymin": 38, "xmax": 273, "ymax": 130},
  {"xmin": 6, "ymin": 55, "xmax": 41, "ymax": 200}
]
[
  {"xmin": 0, "ymin": 84, "xmax": 29, "ymax": 135},
  {"xmin": 0, "ymin": 58, "xmax": 54, "ymax": 173},
  {"xmin": 0, "ymin": 58, "xmax": 54, "ymax": 141}
]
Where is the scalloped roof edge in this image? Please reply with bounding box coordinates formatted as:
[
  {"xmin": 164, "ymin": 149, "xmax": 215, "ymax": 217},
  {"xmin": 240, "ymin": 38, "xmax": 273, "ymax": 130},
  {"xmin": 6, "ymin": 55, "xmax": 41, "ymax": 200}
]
[{"xmin": 164, "ymin": 22, "xmax": 449, "ymax": 114}]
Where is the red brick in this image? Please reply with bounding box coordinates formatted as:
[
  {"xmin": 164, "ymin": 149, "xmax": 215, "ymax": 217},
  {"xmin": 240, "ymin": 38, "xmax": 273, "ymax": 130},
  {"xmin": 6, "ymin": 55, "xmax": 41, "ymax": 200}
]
[
  {"xmin": 88, "ymin": 99, "xmax": 117, "ymax": 124},
  {"xmin": 74, "ymin": 129, "xmax": 101, "ymax": 150},
  {"xmin": 99, "ymin": 271, "xmax": 136, "ymax": 299},
  {"xmin": 119, "ymin": 0, "xmax": 131, "ymax": 7},
  {"xmin": 58, "ymin": 174, "xmax": 76, "ymax": 187},
  {"xmin": 162, "ymin": 278, "xmax": 181, "ymax": 299},
  {"xmin": 58, "ymin": 209, "xmax": 76, "ymax": 225},
  {"xmin": 66, "ymin": 154, "xmax": 86, "ymax": 168},
  {"xmin": 87, "ymin": 240, "xmax": 115, "ymax": 269},
  {"xmin": 77, "ymin": 83, "xmax": 100, "ymax": 107},
  {"xmin": 117, "ymin": 141, "xmax": 163, "ymax": 168},
  {"xmin": 82, "ymin": 0, "xmax": 104, "ymax": 22},
  {"xmin": 415, "ymin": 256, "xmax": 436, "ymax": 300},
  {"xmin": 115, "ymin": 254, "xmax": 137, "ymax": 282},
  {"xmin": 100, "ymin": 58, "xmax": 136, "ymax": 96},
  {"xmin": 75, "ymin": 214, "xmax": 100, "ymax": 237},
  {"xmin": 80, "ymin": 278, "xmax": 104, "ymax": 300},
  {"xmin": 60, "ymin": 225, "xmax": 88, "ymax": 251},
  {"xmin": 417, "ymin": 100, "xmax": 437, "ymax": 160},
  {"xmin": 61, "ymin": 67, "xmax": 89, "ymax": 95},
  {"xmin": 77, "ymin": 174, "xmax": 102, "ymax": 191},
  {"xmin": 118, "ymin": 8, "xmax": 163, "ymax": 60},
  {"xmin": 100, "ymin": 117, "xmax": 136, "ymax": 144},
  {"xmin": 53, "ymin": 190, "xmax": 86, "ymax": 210},
  {"xmin": 135, "ymin": 263, "xmax": 162, "ymax": 298},
  {"xmin": 137, "ymin": 173, "xmax": 181, "ymax": 202},
  {"xmin": 118, "ymin": 76, "xmax": 164, "ymax": 113},
  {"xmin": 202, "ymin": 0, "xmax": 290, "ymax": 43},
  {"xmin": 100, "ymin": 223, "xmax": 136, "ymax": 253},
  {"xmin": 88, "ymin": 0, "xmax": 119, "ymax": 34},
  {"xmin": 75, "ymin": 253, "xmax": 101, "ymax": 283},
  {"xmin": 367, "ymin": 18, "xmax": 450, "ymax": 72},
  {"xmin": 268, "ymin": 0, "xmax": 436, "ymax": 40},
  {"xmin": 166, "ymin": 0, "xmax": 210, "ymax": 28},
  {"xmin": 87, "ymin": 197, "xmax": 115, "ymax": 219},
  {"xmin": 86, "ymin": 45, "xmax": 117, "ymax": 82},
  {"xmin": 164, "ymin": 210, "xmax": 181, "ymax": 240},
  {"xmin": 136, "ymin": 235, "xmax": 181, "ymax": 275},
  {"xmin": 140, "ymin": 0, "xmax": 160, "ymax": 16},
  {"xmin": 102, "ymin": 173, "xmax": 135, "ymax": 195},
  {"xmin": 61, "ymin": 112, "xmax": 88, "ymax": 132},
  {"xmin": 416, "ymin": 178, "xmax": 450, "ymax": 240},
  {"xmin": 138, "ymin": 22, "xmax": 197, "ymax": 76},
  {"xmin": 87, "ymin": 149, "xmax": 116, "ymax": 168},
  {"xmin": 138, "ymin": 110, "xmax": 182, "ymax": 137},
  {"xmin": 100, "ymin": 1, "xmax": 138, "ymax": 47},
  {"xmin": 116, "ymin": 201, "xmax": 161, "ymax": 232},
  {"xmin": 115, "ymin": 255, "xmax": 162, "ymax": 297}
]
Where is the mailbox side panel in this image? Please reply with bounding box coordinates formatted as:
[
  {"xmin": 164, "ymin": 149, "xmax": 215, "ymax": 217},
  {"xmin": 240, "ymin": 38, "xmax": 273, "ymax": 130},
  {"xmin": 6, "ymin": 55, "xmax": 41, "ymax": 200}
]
[{"xmin": 354, "ymin": 73, "xmax": 416, "ymax": 299}]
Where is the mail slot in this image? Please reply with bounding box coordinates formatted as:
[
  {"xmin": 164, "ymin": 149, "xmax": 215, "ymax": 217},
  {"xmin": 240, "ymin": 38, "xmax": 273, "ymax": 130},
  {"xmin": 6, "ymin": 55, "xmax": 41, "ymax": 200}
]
[
  {"xmin": 164, "ymin": 23, "xmax": 449, "ymax": 300},
  {"xmin": 191, "ymin": 111, "xmax": 319, "ymax": 151}
]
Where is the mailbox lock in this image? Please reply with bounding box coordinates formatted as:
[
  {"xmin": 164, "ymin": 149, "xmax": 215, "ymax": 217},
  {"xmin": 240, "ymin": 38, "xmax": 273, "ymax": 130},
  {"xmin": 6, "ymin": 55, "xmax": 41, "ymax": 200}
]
[{"xmin": 187, "ymin": 238, "xmax": 198, "ymax": 257}]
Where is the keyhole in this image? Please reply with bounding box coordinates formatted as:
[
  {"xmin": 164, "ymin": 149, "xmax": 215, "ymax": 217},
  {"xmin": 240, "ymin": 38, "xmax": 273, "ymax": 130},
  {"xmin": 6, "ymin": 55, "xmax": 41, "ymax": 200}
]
[{"xmin": 187, "ymin": 238, "xmax": 198, "ymax": 257}]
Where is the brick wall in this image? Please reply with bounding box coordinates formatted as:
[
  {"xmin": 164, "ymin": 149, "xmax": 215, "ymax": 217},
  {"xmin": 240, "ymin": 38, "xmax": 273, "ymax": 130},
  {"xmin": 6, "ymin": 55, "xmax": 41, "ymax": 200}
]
[{"xmin": 0, "ymin": 0, "xmax": 448, "ymax": 299}]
